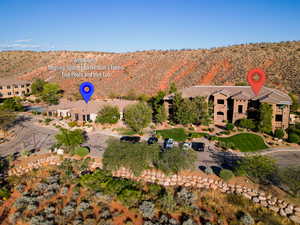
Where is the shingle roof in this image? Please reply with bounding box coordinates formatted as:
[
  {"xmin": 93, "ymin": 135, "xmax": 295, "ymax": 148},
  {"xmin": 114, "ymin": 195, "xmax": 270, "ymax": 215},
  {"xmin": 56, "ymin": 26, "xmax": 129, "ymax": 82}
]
[
  {"xmin": 47, "ymin": 99, "xmax": 138, "ymax": 114},
  {"xmin": 0, "ymin": 79, "xmax": 31, "ymax": 85},
  {"xmin": 165, "ymin": 86, "xmax": 292, "ymax": 105}
]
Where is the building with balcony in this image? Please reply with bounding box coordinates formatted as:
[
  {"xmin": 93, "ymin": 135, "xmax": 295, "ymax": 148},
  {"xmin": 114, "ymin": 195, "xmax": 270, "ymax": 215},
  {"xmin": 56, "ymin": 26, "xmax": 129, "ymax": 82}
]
[
  {"xmin": 0, "ymin": 79, "xmax": 31, "ymax": 98},
  {"xmin": 164, "ymin": 86, "xmax": 292, "ymax": 131}
]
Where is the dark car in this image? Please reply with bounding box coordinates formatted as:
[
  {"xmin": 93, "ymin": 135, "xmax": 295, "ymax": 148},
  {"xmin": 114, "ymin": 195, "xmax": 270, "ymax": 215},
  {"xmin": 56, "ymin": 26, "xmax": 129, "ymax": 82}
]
[
  {"xmin": 191, "ymin": 142, "xmax": 205, "ymax": 151},
  {"xmin": 120, "ymin": 136, "xmax": 141, "ymax": 143},
  {"xmin": 147, "ymin": 136, "xmax": 158, "ymax": 145}
]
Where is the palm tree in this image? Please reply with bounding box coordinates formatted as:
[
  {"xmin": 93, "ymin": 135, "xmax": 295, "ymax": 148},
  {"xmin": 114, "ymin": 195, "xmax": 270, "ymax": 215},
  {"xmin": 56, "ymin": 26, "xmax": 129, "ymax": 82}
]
[{"xmin": 55, "ymin": 128, "xmax": 85, "ymax": 153}]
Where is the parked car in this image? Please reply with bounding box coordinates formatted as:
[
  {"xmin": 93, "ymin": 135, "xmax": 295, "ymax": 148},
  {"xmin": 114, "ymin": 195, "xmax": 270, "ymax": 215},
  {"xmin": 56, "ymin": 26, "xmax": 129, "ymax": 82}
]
[
  {"xmin": 120, "ymin": 136, "xmax": 141, "ymax": 143},
  {"xmin": 147, "ymin": 136, "xmax": 158, "ymax": 145},
  {"xmin": 164, "ymin": 138, "xmax": 174, "ymax": 149},
  {"xmin": 182, "ymin": 142, "xmax": 192, "ymax": 150},
  {"xmin": 191, "ymin": 142, "xmax": 205, "ymax": 151}
]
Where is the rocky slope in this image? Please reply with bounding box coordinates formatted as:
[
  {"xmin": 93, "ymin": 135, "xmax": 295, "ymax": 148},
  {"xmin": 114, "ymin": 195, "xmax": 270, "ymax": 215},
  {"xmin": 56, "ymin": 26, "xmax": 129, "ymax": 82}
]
[{"xmin": 0, "ymin": 41, "xmax": 299, "ymax": 98}]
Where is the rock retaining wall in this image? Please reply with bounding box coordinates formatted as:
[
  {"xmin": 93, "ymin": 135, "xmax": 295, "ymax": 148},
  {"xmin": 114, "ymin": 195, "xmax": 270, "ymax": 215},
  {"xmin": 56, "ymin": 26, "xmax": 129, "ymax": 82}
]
[{"xmin": 7, "ymin": 154, "xmax": 300, "ymax": 224}]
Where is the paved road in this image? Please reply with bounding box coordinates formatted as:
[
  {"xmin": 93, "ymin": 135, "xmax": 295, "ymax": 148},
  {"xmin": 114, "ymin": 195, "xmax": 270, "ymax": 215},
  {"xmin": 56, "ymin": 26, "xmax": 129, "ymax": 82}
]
[{"xmin": 0, "ymin": 115, "xmax": 113, "ymax": 157}]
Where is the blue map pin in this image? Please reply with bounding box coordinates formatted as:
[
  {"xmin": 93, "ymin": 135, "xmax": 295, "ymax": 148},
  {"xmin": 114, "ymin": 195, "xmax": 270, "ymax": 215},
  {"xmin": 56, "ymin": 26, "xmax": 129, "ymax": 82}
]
[{"xmin": 80, "ymin": 82, "xmax": 94, "ymax": 103}]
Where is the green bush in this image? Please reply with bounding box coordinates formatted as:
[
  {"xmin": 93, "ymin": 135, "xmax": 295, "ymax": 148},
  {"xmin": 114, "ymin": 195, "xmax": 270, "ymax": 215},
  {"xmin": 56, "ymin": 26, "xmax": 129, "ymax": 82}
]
[
  {"xmin": 73, "ymin": 147, "xmax": 89, "ymax": 157},
  {"xmin": 124, "ymin": 102, "xmax": 152, "ymax": 132},
  {"xmin": 96, "ymin": 105, "xmax": 120, "ymax": 124},
  {"xmin": 68, "ymin": 121, "xmax": 78, "ymax": 128},
  {"xmin": 273, "ymin": 128, "xmax": 285, "ymax": 139},
  {"xmin": 237, "ymin": 119, "xmax": 256, "ymax": 130},
  {"xmin": 220, "ymin": 169, "xmax": 235, "ymax": 181},
  {"xmin": 225, "ymin": 123, "xmax": 234, "ymax": 130},
  {"xmin": 288, "ymin": 133, "xmax": 300, "ymax": 143},
  {"xmin": 0, "ymin": 188, "xmax": 10, "ymax": 199}
]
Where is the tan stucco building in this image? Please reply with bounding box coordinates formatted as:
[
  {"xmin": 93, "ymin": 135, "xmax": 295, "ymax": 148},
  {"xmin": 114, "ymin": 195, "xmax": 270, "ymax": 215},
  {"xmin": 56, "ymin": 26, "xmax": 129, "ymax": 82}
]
[
  {"xmin": 165, "ymin": 86, "xmax": 292, "ymax": 131},
  {"xmin": 0, "ymin": 79, "xmax": 31, "ymax": 98},
  {"xmin": 46, "ymin": 99, "xmax": 137, "ymax": 122}
]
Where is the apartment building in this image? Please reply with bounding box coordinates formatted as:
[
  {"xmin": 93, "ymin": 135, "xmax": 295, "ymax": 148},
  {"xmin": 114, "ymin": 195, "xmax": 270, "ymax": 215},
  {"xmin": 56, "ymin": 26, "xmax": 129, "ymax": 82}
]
[
  {"xmin": 0, "ymin": 79, "xmax": 31, "ymax": 98},
  {"xmin": 164, "ymin": 86, "xmax": 292, "ymax": 131}
]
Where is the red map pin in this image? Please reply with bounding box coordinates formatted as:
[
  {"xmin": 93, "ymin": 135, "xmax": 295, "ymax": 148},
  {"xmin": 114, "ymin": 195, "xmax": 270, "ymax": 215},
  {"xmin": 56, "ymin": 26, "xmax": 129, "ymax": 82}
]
[{"xmin": 247, "ymin": 68, "xmax": 266, "ymax": 96}]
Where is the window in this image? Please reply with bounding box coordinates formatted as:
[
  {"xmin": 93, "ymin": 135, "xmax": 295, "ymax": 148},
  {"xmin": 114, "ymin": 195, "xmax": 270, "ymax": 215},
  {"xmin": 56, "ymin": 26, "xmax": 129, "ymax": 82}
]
[
  {"xmin": 238, "ymin": 105, "xmax": 243, "ymax": 113},
  {"xmin": 21, "ymin": 85, "xmax": 25, "ymax": 88},
  {"xmin": 7, "ymin": 85, "xmax": 11, "ymax": 89},
  {"xmin": 22, "ymin": 91, "xmax": 25, "ymax": 94},
  {"xmin": 26, "ymin": 83, "xmax": 30, "ymax": 87},
  {"xmin": 87, "ymin": 114, "xmax": 90, "ymax": 121},
  {"xmin": 217, "ymin": 99, "xmax": 225, "ymax": 104},
  {"xmin": 0, "ymin": 86, "xmax": 2, "ymax": 90},
  {"xmin": 75, "ymin": 114, "xmax": 79, "ymax": 121},
  {"xmin": 8, "ymin": 92, "xmax": 12, "ymax": 95},
  {"xmin": 275, "ymin": 114, "xmax": 283, "ymax": 122},
  {"xmin": 217, "ymin": 111, "xmax": 224, "ymax": 115},
  {"xmin": 83, "ymin": 115, "xmax": 86, "ymax": 121},
  {"xmin": 14, "ymin": 85, "xmax": 18, "ymax": 88},
  {"xmin": 15, "ymin": 91, "xmax": 19, "ymax": 95}
]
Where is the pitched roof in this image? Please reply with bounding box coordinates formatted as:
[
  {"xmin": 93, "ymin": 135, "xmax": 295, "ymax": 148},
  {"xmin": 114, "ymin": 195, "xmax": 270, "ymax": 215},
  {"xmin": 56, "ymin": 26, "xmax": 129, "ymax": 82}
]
[
  {"xmin": 47, "ymin": 99, "xmax": 138, "ymax": 114},
  {"xmin": 165, "ymin": 86, "xmax": 292, "ymax": 105},
  {"xmin": 0, "ymin": 78, "xmax": 31, "ymax": 85}
]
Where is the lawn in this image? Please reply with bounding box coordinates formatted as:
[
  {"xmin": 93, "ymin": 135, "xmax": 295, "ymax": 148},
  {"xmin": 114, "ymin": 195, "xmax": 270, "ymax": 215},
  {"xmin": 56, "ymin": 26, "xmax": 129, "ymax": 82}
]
[
  {"xmin": 156, "ymin": 128, "xmax": 188, "ymax": 142},
  {"xmin": 218, "ymin": 133, "xmax": 268, "ymax": 152}
]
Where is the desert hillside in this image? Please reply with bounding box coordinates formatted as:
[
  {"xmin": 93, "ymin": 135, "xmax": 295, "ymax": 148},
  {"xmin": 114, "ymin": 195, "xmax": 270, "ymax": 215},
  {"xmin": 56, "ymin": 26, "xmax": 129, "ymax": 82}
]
[{"xmin": 0, "ymin": 41, "xmax": 300, "ymax": 98}]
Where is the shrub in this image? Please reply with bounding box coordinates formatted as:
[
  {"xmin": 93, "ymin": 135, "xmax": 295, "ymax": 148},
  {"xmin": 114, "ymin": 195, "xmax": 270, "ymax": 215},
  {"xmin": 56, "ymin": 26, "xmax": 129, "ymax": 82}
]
[
  {"xmin": 0, "ymin": 188, "xmax": 10, "ymax": 199},
  {"xmin": 73, "ymin": 147, "xmax": 89, "ymax": 157},
  {"xmin": 274, "ymin": 128, "xmax": 285, "ymax": 139},
  {"xmin": 68, "ymin": 121, "xmax": 78, "ymax": 128},
  {"xmin": 124, "ymin": 102, "xmax": 152, "ymax": 132},
  {"xmin": 287, "ymin": 133, "xmax": 300, "ymax": 143},
  {"xmin": 236, "ymin": 155, "xmax": 277, "ymax": 184},
  {"xmin": 139, "ymin": 201, "xmax": 155, "ymax": 219},
  {"xmin": 219, "ymin": 169, "xmax": 235, "ymax": 181},
  {"xmin": 238, "ymin": 212, "xmax": 255, "ymax": 225},
  {"xmin": 237, "ymin": 119, "xmax": 256, "ymax": 130},
  {"xmin": 225, "ymin": 123, "xmax": 234, "ymax": 130},
  {"xmin": 96, "ymin": 105, "xmax": 120, "ymax": 124}
]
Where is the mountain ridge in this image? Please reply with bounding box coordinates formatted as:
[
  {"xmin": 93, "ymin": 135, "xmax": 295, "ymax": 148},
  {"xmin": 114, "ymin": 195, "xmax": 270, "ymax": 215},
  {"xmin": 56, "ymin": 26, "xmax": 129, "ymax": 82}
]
[{"xmin": 1, "ymin": 41, "xmax": 299, "ymax": 98}]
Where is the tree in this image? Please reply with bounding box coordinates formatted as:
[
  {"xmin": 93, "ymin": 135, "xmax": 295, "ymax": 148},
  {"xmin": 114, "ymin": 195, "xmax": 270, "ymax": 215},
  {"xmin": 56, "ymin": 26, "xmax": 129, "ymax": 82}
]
[
  {"xmin": 155, "ymin": 147, "xmax": 197, "ymax": 174},
  {"xmin": 0, "ymin": 110, "xmax": 16, "ymax": 137},
  {"xmin": 258, "ymin": 103, "xmax": 273, "ymax": 134},
  {"xmin": 274, "ymin": 128, "xmax": 285, "ymax": 139},
  {"xmin": 31, "ymin": 79, "xmax": 46, "ymax": 95},
  {"xmin": 279, "ymin": 166, "xmax": 300, "ymax": 197},
  {"xmin": 55, "ymin": 128, "xmax": 85, "ymax": 152},
  {"xmin": 41, "ymin": 83, "xmax": 62, "ymax": 105},
  {"xmin": 174, "ymin": 98, "xmax": 198, "ymax": 125},
  {"xmin": 168, "ymin": 82, "xmax": 177, "ymax": 94},
  {"xmin": 96, "ymin": 105, "xmax": 120, "ymax": 124},
  {"xmin": 236, "ymin": 155, "xmax": 277, "ymax": 184},
  {"xmin": 289, "ymin": 93, "xmax": 300, "ymax": 112},
  {"xmin": 124, "ymin": 102, "xmax": 152, "ymax": 132},
  {"xmin": 193, "ymin": 96, "xmax": 210, "ymax": 125},
  {"xmin": 148, "ymin": 91, "xmax": 167, "ymax": 124},
  {"xmin": 0, "ymin": 97, "xmax": 24, "ymax": 112},
  {"xmin": 103, "ymin": 139, "xmax": 160, "ymax": 176}
]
